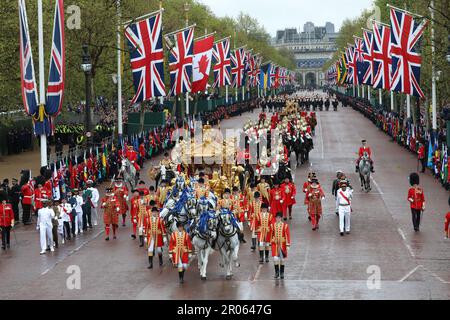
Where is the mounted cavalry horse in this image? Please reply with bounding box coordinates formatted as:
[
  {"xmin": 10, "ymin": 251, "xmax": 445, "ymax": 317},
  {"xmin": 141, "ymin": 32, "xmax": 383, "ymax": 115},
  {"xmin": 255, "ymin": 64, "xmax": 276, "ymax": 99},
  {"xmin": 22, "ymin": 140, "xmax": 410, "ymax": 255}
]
[
  {"xmin": 358, "ymin": 152, "xmax": 372, "ymax": 192},
  {"xmin": 119, "ymin": 157, "xmax": 138, "ymax": 190}
]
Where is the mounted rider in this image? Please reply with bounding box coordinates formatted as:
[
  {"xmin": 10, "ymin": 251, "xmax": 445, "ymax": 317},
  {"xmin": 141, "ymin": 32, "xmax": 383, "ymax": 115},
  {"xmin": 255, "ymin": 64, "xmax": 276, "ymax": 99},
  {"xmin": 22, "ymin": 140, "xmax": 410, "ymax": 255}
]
[
  {"xmin": 125, "ymin": 145, "xmax": 140, "ymax": 172},
  {"xmin": 356, "ymin": 140, "xmax": 375, "ymax": 173}
]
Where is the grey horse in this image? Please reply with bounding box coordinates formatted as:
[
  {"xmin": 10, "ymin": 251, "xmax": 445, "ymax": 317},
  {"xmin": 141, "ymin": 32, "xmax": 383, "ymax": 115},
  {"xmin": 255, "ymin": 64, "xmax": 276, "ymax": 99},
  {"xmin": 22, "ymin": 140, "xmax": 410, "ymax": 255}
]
[{"xmin": 358, "ymin": 152, "xmax": 372, "ymax": 192}]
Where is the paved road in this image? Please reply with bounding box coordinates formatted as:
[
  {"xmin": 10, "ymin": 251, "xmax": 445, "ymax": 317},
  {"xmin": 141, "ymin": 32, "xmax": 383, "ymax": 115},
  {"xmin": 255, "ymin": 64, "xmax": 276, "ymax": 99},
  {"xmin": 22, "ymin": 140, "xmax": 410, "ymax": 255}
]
[{"xmin": 1, "ymin": 105, "xmax": 449, "ymax": 300}]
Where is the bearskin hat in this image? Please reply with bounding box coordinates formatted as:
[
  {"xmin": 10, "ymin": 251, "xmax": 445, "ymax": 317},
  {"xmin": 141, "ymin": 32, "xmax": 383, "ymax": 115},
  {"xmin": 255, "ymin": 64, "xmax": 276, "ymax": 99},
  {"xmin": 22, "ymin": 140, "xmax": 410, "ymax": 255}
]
[{"xmin": 409, "ymin": 173, "xmax": 420, "ymax": 186}]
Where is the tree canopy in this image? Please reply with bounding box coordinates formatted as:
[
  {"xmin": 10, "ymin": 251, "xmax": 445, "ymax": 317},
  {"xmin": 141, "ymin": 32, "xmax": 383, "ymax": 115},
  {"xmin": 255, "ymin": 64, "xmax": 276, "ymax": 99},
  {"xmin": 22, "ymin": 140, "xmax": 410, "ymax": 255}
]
[{"xmin": 0, "ymin": 0, "xmax": 296, "ymax": 111}]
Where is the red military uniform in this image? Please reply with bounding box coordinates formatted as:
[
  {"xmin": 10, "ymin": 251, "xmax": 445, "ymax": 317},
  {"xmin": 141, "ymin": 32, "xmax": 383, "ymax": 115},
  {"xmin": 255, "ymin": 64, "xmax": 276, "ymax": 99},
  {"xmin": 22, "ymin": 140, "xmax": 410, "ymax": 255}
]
[
  {"xmin": 445, "ymin": 212, "xmax": 450, "ymax": 238},
  {"xmin": 231, "ymin": 193, "xmax": 247, "ymax": 222},
  {"xmin": 302, "ymin": 180, "xmax": 311, "ymax": 205},
  {"xmin": 307, "ymin": 184, "xmax": 325, "ymax": 230},
  {"xmin": 43, "ymin": 180, "xmax": 52, "ymax": 195},
  {"xmin": 21, "ymin": 182, "xmax": 34, "ymax": 206},
  {"xmin": 358, "ymin": 146, "xmax": 372, "ymax": 158},
  {"xmin": 143, "ymin": 213, "xmax": 166, "ymax": 250},
  {"xmin": 126, "ymin": 147, "xmax": 140, "ymax": 171},
  {"xmin": 281, "ymin": 181, "xmax": 296, "ymax": 219},
  {"xmin": 269, "ymin": 220, "xmax": 290, "ymax": 258},
  {"xmin": 130, "ymin": 195, "xmax": 141, "ymax": 237},
  {"xmin": 0, "ymin": 203, "xmax": 14, "ymax": 227},
  {"xmin": 101, "ymin": 194, "xmax": 120, "ymax": 239},
  {"xmin": 137, "ymin": 186, "xmax": 150, "ymax": 196},
  {"xmin": 169, "ymin": 230, "xmax": 192, "ymax": 266},
  {"xmin": 407, "ymin": 186, "xmax": 425, "ymax": 210},
  {"xmin": 248, "ymin": 199, "xmax": 262, "ymax": 232},
  {"xmin": 269, "ymin": 186, "xmax": 285, "ymax": 216},
  {"xmin": 418, "ymin": 144, "xmax": 425, "ymax": 160},
  {"xmin": 114, "ymin": 183, "xmax": 129, "ymax": 225},
  {"xmin": 254, "ymin": 210, "xmax": 274, "ymax": 243},
  {"xmin": 34, "ymin": 187, "xmax": 50, "ymax": 211},
  {"xmin": 139, "ymin": 143, "xmax": 146, "ymax": 159}
]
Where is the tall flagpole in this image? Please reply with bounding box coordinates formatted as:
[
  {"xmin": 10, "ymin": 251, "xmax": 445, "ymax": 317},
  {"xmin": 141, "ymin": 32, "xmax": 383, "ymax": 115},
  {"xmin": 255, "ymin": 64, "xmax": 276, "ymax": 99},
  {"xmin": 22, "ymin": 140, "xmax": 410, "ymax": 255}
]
[
  {"xmin": 367, "ymin": 86, "xmax": 371, "ymax": 101},
  {"xmin": 117, "ymin": 0, "xmax": 123, "ymax": 146},
  {"xmin": 184, "ymin": 2, "xmax": 190, "ymax": 117},
  {"xmin": 37, "ymin": 0, "xmax": 47, "ymax": 167},
  {"xmin": 406, "ymin": 94, "xmax": 411, "ymax": 118},
  {"xmin": 159, "ymin": 1, "xmax": 164, "ymax": 106},
  {"xmin": 390, "ymin": 91, "xmax": 394, "ymax": 111},
  {"xmin": 430, "ymin": 0, "xmax": 437, "ymax": 131},
  {"xmin": 379, "ymin": 89, "xmax": 382, "ymax": 106}
]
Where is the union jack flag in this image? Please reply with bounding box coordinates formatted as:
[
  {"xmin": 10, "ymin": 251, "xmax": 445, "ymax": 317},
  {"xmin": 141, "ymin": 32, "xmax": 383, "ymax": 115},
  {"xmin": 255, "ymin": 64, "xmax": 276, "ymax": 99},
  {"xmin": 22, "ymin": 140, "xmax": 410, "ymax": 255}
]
[
  {"xmin": 390, "ymin": 8, "xmax": 428, "ymax": 98},
  {"xmin": 231, "ymin": 48, "xmax": 246, "ymax": 88},
  {"xmin": 46, "ymin": 0, "xmax": 65, "ymax": 117},
  {"xmin": 372, "ymin": 22, "xmax": 392, "ymax": 90},
  {"xmin": 165, "ymin": 27, "xmax": 194, "ymax": 96},
  {"xmin": 212, "ymin": 38, "xmax": 231, "ymax": 88},
  {"xmin": 362, "ymin": 30, "xmax": 374, "ymax": 85},
  {"xmin": 246, "ymin": 53, "xmax": 255, "ymax": 88},
  {"xmin": 18, "ymin": 0, "xmax": 39, "ymax": 117},
  {"xmin": 253, "ymin": 55, "xmax": 262, "ymax": 87},
  {"xmin": 269, "ymin": 64, "xmax": 277, "ymax": 88},
  {"xmin": 125, "ymin": 12, "xmax": 166, "ymax": 103},
  {"xmin": 345, "ymin": 46, "xmax": 355, "ymax": 85}
]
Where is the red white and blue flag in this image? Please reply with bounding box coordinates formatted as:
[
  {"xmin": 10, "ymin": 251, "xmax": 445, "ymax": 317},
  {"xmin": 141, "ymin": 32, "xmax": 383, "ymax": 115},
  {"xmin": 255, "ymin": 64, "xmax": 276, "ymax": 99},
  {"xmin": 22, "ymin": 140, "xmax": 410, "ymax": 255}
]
[
  {"xmin": 354, "ymin": 37, "xmax": 365, "ymax": 85},
  {"xmin": 269, "ymin": 64, "xmax": 277, "ymax": 88},
  {"xmin": 125, "ymin": 12, "xmax": 166, "ymax": 103},
  {"xmin": 372, "ymin": 22, "xmax": 392, "ymax": 90},
  {"xmin": 362, "ymin": 29, "xmax": 374, "ymax": 85},
  {"xmin": 231, "ymin": 47, "xmax": 246, "ymax": 88},
  {"xmin": 345, "ymin": 45, "xmax": 356, "ymax": 85},
  {"xmin": 46, "ymin": 0, "xmax": 65, "ymax": 118},
  {"xmin": 165, "ymin": 27, "xmax": 194, "ymax": 96},
  {"xmin": 246, "ymin": 53, "xmax": 255, "ymax": 88},
  {"xmin": 389, "ymin": 8, "xmax": 428, "ymax": 98},
  {"xmin": 254, "ymin": 55, "xmax": 262, "ymax": 87},
  {"xmin": 212, "ymin": 37, "xmax": 231, "ymax": 88},
  {"xmin": 18, "ymin": 0, "xmax": 39, "ymax": 118}
]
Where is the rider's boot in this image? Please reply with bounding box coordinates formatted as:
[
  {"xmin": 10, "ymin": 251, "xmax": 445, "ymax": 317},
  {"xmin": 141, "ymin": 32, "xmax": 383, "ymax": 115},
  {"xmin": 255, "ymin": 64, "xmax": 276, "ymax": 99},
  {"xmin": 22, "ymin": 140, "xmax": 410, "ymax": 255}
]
[
  {"xmin": 259, "ymin": 250, "xmax": 264, "ymax": 264},
  {"xmin": 158, "ymin": 253, "xmax": 163, "ymax": 266},
  {"xmin": 355, "ymin": 165, "xmax": 359, "ymax": 173},
  {"xmin": 280, "ymin": 265, "xmax": 285, "ymax": 279},
  {"xmin": 371, "ymin": 162, "xmax": 375, "ymax": 173},
  {"xmin": 147, "ymin": 256, "xmax": 153, "ymax": 269},
  {"xmin": 240, "ymin": 232, "xmax": 247, "ymax": 244},
  {"xmin": 265, "ymin": 250, "xmax": 270, "ymax": 263},
  {"xmin": 211, "ymin": 239, "xmax": 216, "ymax": 250},
  {"xmin": 274, "ymin": 265, "xmax": 280, "ymax": 279},
  {"xmin": 139, "ymin": 235, "xmax": 144, "ymax": 247}
]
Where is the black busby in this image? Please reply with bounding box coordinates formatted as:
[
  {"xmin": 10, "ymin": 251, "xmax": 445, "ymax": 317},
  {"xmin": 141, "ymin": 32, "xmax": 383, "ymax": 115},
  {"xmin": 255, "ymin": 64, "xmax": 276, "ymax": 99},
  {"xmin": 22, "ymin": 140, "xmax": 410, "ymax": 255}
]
[
  {"xmin": 261, "ymin": 203, "xmax": 269, "ymax": 209},
  {"xmin": 276, "ymin": 212, "xmax": 283, "ymax": 218},
  {"xmin": 151, "ymin": 207, "xmax": 159, "ymax": 212},
  {"xmin": 254, "ymin": 191, "xmax": 261, "ymax": 198},
  {"xmin": 409, "ymin": 173, "xmax": 420, "ymax": 186},
  {"xmin": 224, "ymin": 188, "xmax": 231, "ymax": 194}
]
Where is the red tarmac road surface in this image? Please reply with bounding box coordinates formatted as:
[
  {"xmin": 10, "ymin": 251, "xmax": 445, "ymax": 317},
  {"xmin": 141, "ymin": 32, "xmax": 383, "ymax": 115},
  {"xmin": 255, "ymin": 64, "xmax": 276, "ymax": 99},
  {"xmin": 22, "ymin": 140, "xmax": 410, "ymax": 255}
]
[{"xmin": 1, "ymin": 105, "xmax": 449, "ymax": 299}]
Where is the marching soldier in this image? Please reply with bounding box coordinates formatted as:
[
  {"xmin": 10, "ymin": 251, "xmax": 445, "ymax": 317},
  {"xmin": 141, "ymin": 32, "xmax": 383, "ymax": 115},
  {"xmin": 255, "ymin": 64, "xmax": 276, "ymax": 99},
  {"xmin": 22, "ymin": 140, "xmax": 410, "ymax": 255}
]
[
  {"xmin": 130, "ymin": 190, "xmax": 140, "ymax": 239},
  {"xmin": 169, "ymin": 222, "xmax": 193, "ymax": 283},
  {"xmin": 281, "ymin": 177, "xmax": 296, "ymax": 220},
  {"xmin": 20, "ymin": 178, "xmax": 34, "ymax": 225},
  {"xmin": 307, "ymin": 178, "xmax": 325, "ymax": 231},
  {"xmin": 336, "ymin": 180, "xmax": 353, "ymax": 236},
  {"xmin": 113, "ymin": 179, "xmax": 129, "ymax": 227},
  {"xmin": 101, "ymin": 188, "xmax": 120, "ymax": 241},
  {"xmin": 136, "ymin": 180, "xmax": 149, "ymax": 196},
  {"xmin": 269, "ymin": 212, "xmax": 291, "ymax": 279},
  {"xmin": 257, "ymin": 177, "xmax": 271, "ymax": 205},
  {"xmin": 0, "ymin": 195, "xmax": 14, "ymax": 250},
  {"xmin": 145, "ymin": 186, "xmax": 158, "ymax": 207},
  {"xmin": 144, "ymin": 206, "xmax": 167, "ymax": 269},
  {"xmin": 407, "ymin": 173, "xmax": 425, "ymax": 232},
  {"xmin": 231, "ymin": 186, "xmax": 247, "ymax": 243},
  {"xmin": 248, "ymin": 191, "xmax": 263, "ymax": 251},
  {"xmin": 217, "ymin": 188, "xmax": 233, "ymax": 210},
  {"xmin": 269, "ymin": 181, "xmax": 284, "ymax": 219},
  {"xmin": 302, "ymin": 172, "xmax": 314, "ymax": 221},
  {"xmin": 37, "ymin": 198, "xmax": 55, "ymax": 254},
  {"xmin": 254, "ymin": 202, "xmax": 274, "ymax": 264}
]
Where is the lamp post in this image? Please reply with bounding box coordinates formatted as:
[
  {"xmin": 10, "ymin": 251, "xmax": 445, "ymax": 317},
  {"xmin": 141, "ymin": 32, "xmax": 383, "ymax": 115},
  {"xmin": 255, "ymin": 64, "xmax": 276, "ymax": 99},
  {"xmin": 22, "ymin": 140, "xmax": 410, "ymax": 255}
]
[{"xmin": 81, "ymin": 44, "xmax": 93, "ymax": 147}]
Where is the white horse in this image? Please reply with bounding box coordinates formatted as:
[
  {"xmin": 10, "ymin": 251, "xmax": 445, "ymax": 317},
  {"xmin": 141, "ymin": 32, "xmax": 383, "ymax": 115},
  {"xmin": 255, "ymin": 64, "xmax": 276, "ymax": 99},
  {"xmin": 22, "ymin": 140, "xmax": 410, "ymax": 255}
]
[
  {"xmin": 191, "ymin": 208, "xmax": 219, "ymax": 280},
  {"xmin": 359, "ymin": 152, "xmax": 372, "ymax": 192},
  {"xmin": 216, "ymin": 208, "xmax": 240, "ymax": 280},
  {"xmin": 119, "ymin": 158, "xmax": 137, "ymax": 190}
]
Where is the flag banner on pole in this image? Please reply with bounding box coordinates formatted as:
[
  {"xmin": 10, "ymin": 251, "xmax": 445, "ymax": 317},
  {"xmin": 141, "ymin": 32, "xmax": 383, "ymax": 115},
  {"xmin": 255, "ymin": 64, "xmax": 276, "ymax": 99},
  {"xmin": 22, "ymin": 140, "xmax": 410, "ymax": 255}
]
[
  {"xmin": 345, "ymin": 46, "xmax": 355, "ymax": 85},
  {"xmin": 246, "ymin": 54, "xmax": 255, "ymax": 88},
  {"xmin": 354, "ymin": 37, "xmax": 365, "ymax": 85},
  {"xmin": 125, "ymin": 12, "xmax": 166, "ymax": 103},
  {"xmin": 259, "ymin": 63, "xmax": 270, "ymax": 90},
  {"xmin": 372, "ymin": 22, "xmax": 392, "ymax": 90},
  {"xmin": 254, "ymin": 55, "xmax": 262, "ymax": 88},
  {"xmin": 18, "ymin": 0, "xmax": 40, "ymax": 131},
  {"xmin": 231, "ymin": 47, "xmax": 246, "ymax": 88},
  {"xmin": 362, "ymin": 30, "xmax": 373, "ymax": 86},
  {"xmin": 165, "ymin": 27, "xmax": 194, "ymax": 96},
  {"xmin": 269, "ymin": 64, "xmax": 277, "ymax": 88},
  {"xmin": 389, "ymin": 8, "xmax": 428, "ymax": 98},
  {"xmin": 212, "ymin": 37, "xmax": 231, "ymax": 88},
  {"xmin": 45, "ymin": 0, "xmax": 65, "ymax": 119},
  {"xmin": 192, "ymin": 34, "xmax": 214, "ymax": 93}
]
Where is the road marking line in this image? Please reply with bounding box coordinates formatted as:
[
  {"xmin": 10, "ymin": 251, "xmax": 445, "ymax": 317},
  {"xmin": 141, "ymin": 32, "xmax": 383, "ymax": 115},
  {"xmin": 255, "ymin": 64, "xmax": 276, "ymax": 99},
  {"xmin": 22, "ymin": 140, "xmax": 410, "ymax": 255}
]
[
  {"xmin": 317, "ymin": 113, "xmax": 324, "ymax": 159},
  {"xmin": 398, "ymin": 265, "xmax": 422, "ymax": 282},
  {"xmin": 370, "ymin": 177, "xmax": 384, "ymax": 195},
  {"xmin": 405, "ymin": 244, "xmax": 416, "ymax": 258},
  {"xmin": 421, "ymin": 266, "xmax": 450, "ymax": 284},
  {"xmin": 252, "ymin": 264, "xmax": 262, "ymax": 282},
  {"xmin": 397, "ymin": 228, "xmax": 406, "ymax": 241},
  {"xmin": 298, "ymin": 241, "xmax": 310, "ymax": 280}
]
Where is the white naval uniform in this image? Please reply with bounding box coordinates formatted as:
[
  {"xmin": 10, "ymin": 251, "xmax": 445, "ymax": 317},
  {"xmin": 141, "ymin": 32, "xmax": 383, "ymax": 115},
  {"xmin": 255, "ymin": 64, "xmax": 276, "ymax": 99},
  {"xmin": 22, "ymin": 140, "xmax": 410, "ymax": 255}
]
[
  {"xmin": 74, "ymin": 195, "xmax": 84, "ymax": 233},
  {"xmin": 88, "ymin": 187, "xmax": 100, "ymax": 225},
  {"xmin": 37, "ymin": 207, "xmax": 55, "ymax": 252},
  {"xmin": 336, "ymin": 188, "xmax": 353, "ymax": 233}
]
